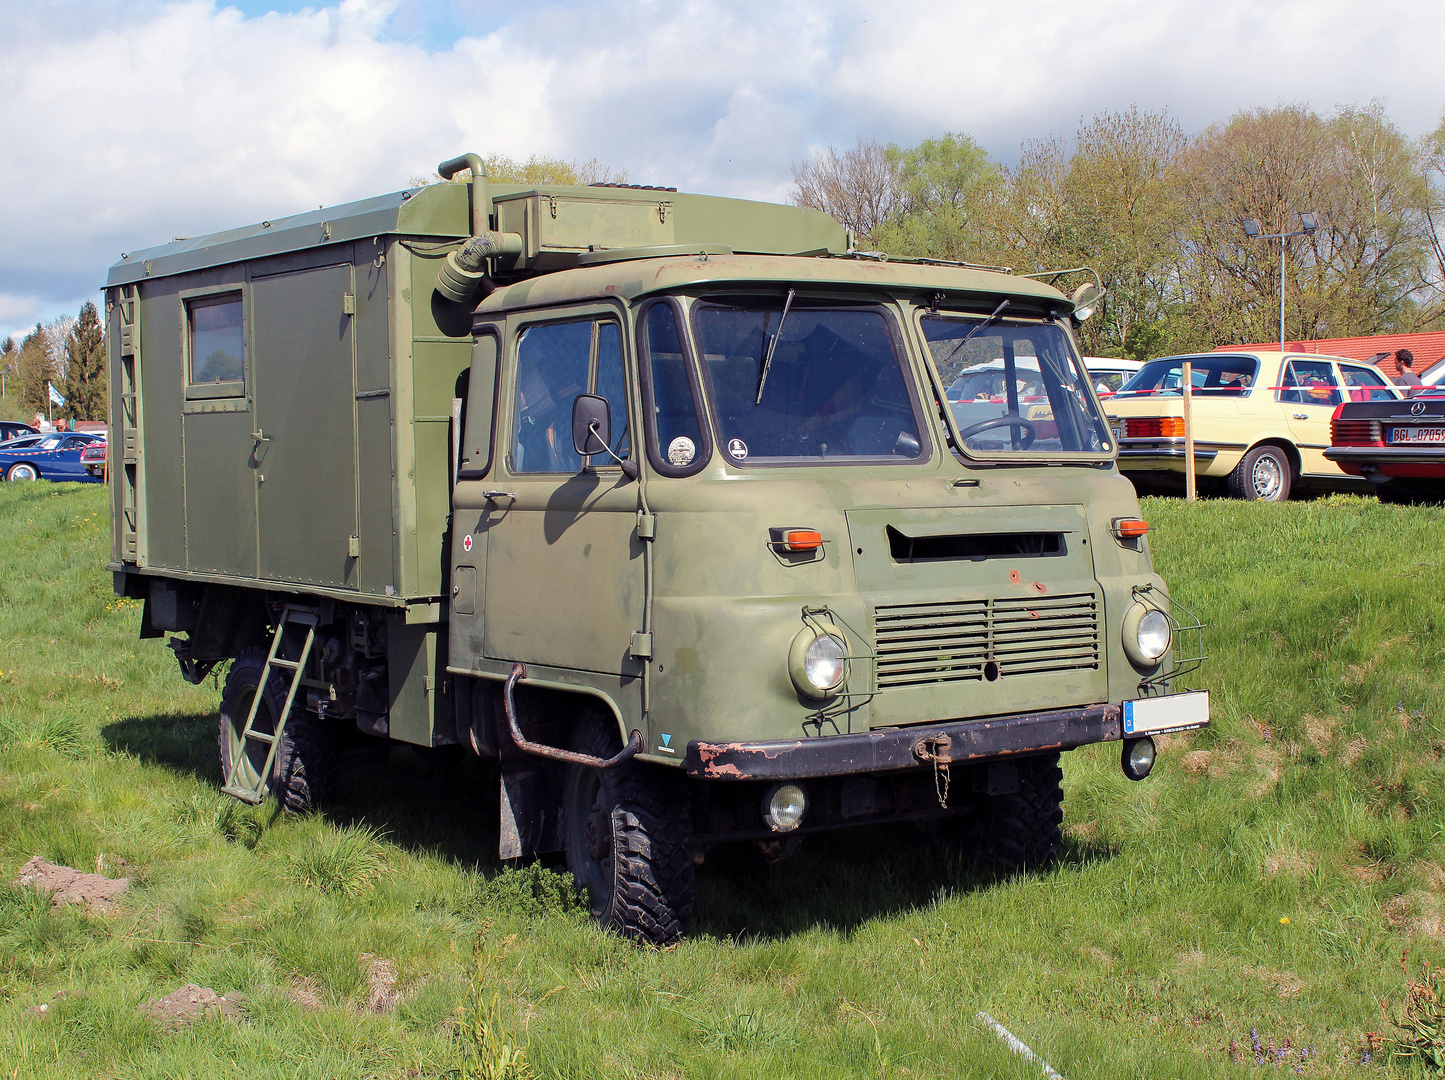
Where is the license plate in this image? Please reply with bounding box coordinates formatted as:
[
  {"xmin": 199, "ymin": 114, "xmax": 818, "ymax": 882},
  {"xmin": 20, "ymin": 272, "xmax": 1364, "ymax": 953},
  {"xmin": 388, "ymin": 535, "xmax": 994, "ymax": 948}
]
[
  {"xmin": 1389, "ymin": 426, "xmax": 1445, "ymax": 444},
  {"xmin": 1122, "ymin": 690, "xmax": 1209, "ymax": 736}
]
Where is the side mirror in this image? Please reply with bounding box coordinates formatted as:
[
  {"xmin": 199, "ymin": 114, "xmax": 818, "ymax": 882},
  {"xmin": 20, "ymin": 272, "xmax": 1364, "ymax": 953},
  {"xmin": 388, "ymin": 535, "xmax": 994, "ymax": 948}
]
[{"xmin": 572, "ymin": 394, "xmax": 611, "ymax": 456}]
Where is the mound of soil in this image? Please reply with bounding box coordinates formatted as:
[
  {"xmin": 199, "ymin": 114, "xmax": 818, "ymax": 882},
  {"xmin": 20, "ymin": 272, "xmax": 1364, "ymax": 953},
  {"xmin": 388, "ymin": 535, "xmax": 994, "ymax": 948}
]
[
  {"xmin": 138, "ymin": 985, "xmax": 245, "ymax": 1026},
  {"xmin": 12, "ymin": 856, "xmax": 129, "ymax": 914},
  {"xmin": 360, "ymin": 953, "xmax": 400, "ymax": 1013}
]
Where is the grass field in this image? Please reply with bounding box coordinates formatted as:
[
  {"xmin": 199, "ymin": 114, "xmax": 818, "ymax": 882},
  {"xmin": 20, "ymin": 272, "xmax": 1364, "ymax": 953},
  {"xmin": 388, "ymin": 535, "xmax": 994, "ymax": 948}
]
[{"xmin": 1, "ymin": 482, "xmax": 1442, "ymax": 1078}]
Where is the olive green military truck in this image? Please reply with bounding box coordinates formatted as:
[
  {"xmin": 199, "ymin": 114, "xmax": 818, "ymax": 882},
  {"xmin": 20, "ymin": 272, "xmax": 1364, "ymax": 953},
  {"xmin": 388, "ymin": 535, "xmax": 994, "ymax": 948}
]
[{"xmin": 106, "ymin": 153, "xmax": 1207, "ymax": 944}]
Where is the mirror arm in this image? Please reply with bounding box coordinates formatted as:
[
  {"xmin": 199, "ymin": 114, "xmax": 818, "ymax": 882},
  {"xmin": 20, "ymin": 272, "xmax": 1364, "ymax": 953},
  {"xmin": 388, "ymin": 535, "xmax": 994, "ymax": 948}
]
[{"xmin": 588, "ymin": 420, "xmax": 639, "ymax": 479}]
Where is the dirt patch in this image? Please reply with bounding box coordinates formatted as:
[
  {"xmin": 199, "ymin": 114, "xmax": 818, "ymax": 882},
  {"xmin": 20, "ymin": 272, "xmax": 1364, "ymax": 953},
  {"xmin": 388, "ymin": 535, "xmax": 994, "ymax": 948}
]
[
  {"xmin": 12, "ymin": 856, "xmax": 129, "ymax": 914},
  {"xmin": 1341, "ymin": 736, "xmax": 1368, "ymax": 766},
  {"xmin": 138, "ymin": 985, "xmax": 245, "ymax": 1026},
  {"xmin": 1348, "ymin": 861, "xmax": 1392, "ymax": 885},
  {"xmin": 1384, "ymin": 892, "xmax": 1445, "ymax": 939},
  {"xmin": 1265, "ymin": 851, "xmax": 1315, "ymax": 880},
  {"xmin": 1065, "ymin": 819, "xmax": 1098, "ymax": 841},
  {"xmin": 1243, "ymin": 965, "xmax": 1306, "ymax": 998},
  {"xmin": 360, "ymin": 953, "xmax": 400, "ymax": 1014},
  {"xmin": 287, "ymin": 977, "xmax": 323, "ymax": 1011},
  {"xmin": 1303, "ymin": 714, "xmax": 1335, "ymax": 754},
  {"xmin": 1080, "ymin": 946, "xmax": 1115, "ymax": 969},
  {"xmin": 1181, "ymin": 750, "xmax": 1212, "ymax": 775}
]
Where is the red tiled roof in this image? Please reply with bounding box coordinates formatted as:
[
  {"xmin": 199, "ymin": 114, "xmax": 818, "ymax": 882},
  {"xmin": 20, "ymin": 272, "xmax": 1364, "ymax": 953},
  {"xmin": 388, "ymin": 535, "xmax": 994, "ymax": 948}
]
[{"xmin": 1215, "ymin": 331, "xmax": 1445, "ymax": 379}]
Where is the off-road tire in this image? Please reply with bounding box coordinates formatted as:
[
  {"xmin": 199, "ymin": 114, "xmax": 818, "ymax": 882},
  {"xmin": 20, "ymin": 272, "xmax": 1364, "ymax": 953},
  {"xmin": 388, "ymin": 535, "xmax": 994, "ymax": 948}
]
[
  {"xmin": 563, "ymin": 711, "xmax": 693, "ymax": 945},
  {"xmin": 218, "ymin": 646, "xmax": 338, "ymax": 814},
  {"xmin": 1228, "ymin": 444, "xmax": 1292, "ymax": 502},
  {"xmin": 971, "ymin": 752, "xmax": 1064, "ymax": 874}
]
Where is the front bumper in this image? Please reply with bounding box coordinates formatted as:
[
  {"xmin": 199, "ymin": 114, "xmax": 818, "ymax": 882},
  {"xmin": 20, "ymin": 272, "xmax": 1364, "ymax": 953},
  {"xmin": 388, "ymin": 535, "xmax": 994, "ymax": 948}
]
[{"xmin": 686, "ymin": 702, "xmax": 1122, "ymax": 780}]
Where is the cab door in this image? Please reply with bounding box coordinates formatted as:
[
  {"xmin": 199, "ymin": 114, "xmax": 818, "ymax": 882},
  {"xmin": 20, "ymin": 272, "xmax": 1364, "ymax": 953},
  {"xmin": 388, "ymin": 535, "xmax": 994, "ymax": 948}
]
[
  {"xmin": 1277, "ymin": 358, "xmax": 1341, "ymax": 477},
  {"xmin": 480, "ymin": 309, "xmax": 643, "ymax": 675}
]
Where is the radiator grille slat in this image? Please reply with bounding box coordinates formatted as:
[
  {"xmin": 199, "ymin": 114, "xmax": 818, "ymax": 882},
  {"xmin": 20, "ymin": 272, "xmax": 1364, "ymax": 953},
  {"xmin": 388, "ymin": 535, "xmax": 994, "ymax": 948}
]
[{"xmin": 874, "ymin": 592, "xmax": 1100, "ymax": 689}]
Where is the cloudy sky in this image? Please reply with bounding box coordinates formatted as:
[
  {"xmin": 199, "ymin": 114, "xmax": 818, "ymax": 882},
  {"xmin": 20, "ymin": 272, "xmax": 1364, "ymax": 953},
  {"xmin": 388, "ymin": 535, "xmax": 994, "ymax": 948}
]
[{"xmin": 3, "ymin": 0, "xmax": 1443, "ymax": 344}]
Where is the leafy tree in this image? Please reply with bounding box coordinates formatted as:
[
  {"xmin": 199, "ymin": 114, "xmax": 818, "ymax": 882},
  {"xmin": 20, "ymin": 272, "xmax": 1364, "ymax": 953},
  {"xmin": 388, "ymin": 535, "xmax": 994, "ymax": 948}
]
[
  {"xmin": 873, "ymin": 133, "xmax": 1002, "ymax": 261},
  {"xmin": 411, "ymin": 154, "xmax": 629, "ymax": 189},
  {"xmin": 62, "ymin": 300, "xmax": 107, "ymax": 422},
  {"xmin": 16, "ymin": 322, "xmax": 58, "ymax": 418}
]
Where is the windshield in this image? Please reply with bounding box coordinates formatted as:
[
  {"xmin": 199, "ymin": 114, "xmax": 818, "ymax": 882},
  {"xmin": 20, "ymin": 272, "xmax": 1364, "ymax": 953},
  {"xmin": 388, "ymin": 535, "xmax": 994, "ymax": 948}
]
[
  {"xmin": 1116, "ymin": 356, "xmax": 1258, "ymax": 397},
  {"xmin": 922, "ymin": 317, "xmax": 1111, "ymax": 455},
  {"xmin": 694, "ymin": 301, "xmax": 926, "ymax": 463}
]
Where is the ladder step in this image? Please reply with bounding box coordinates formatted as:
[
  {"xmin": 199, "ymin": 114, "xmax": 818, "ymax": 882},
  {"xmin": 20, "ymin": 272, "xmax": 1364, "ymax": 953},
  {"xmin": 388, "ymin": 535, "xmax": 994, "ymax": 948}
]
[
  {"xmin": 244, "ymin": 731, "xmax": 276, "ymax": 745},
  {"xmin": 270, "ymin": 658, "xmax": 299, "ymax": 670},
  {"xmin": 220, "ymin": 784, "xmax": 265, "ymax": 805}
]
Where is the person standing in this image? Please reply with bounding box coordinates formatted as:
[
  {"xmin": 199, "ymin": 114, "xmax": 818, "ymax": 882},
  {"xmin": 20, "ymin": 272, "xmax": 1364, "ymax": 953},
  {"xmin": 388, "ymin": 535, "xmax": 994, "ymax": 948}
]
[{"xmin": 1395, "ymin": 348, "xmax": 1423, "ymax": 397}]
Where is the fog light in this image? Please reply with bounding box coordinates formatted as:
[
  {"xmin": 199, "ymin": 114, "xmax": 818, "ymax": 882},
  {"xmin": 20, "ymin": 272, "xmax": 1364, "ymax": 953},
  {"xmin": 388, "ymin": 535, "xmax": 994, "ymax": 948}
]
[
  {"xmin": 763, "ymin": 783, "xmax": 807, "ymax": 832},
  {"xmin": 1122, "ymin": 737, "xmax": 1156, "ymax": 781}
]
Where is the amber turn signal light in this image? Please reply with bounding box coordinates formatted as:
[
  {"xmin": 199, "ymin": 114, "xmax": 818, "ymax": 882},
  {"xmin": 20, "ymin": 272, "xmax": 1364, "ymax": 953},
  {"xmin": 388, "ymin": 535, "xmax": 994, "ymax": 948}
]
[
  {"xmin": 1111, "ymin": 518, "xmax": 1150, "ymax": 540},
  {"xmin": 770, "ymin": 528, "xmax": 824, "ymax": 552}
]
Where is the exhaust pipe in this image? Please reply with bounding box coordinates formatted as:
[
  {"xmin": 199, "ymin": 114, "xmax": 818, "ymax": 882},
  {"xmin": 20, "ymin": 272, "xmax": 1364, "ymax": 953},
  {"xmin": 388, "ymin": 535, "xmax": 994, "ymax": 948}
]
[{"xmin": 434, "ymin": 152, "xmax": 525, "ymax": 305}]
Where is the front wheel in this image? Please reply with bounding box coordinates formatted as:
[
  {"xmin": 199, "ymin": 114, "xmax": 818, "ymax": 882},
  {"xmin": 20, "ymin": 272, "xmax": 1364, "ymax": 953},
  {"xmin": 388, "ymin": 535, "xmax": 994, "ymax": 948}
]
[
  {"xmin": 6, "ymin": 463, "xmax": 38, "ymax": 481},
  {"xmin": 1228, "ymin": 444, "xmax": 1292, "ymax": 502},
  {"xmin": 953, "ymin": 752, "xmax": 1064, "ymax": 874},
  {"xmin": 563, "ymin": 712, "xmax": 693, "ymax": 945}
]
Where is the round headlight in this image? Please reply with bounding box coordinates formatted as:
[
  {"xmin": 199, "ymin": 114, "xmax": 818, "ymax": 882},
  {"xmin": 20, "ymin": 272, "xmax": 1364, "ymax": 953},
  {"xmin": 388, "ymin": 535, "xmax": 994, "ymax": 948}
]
[
  {"xmin": 1122, "ymin": 601, "xmax": 1171, "ymax": 668},
  {"xmin": 763, "ymin": 782, "xmax": 807, "ymax": 831},
  {"xmin": 1122, "ymin": 737, "xmax": 1156, "ymax": 781},
  {"xmin": 804, "ymin": 635, "xmax": 846, "ymax": 690},
  {"xmin": 789, "ymin": 624, "xmax": 849, "ymax": 699},
  {"xmin": 1137, "ymin": 609, "xmax": 1171, "ymax": 660}
]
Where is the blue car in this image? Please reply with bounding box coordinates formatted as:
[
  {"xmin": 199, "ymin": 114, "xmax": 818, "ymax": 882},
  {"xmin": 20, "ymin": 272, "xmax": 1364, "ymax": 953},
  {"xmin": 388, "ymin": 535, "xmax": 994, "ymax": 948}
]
[{"xmin": 0, "ymin": 433, "xmax": 106, "ymax": 483}]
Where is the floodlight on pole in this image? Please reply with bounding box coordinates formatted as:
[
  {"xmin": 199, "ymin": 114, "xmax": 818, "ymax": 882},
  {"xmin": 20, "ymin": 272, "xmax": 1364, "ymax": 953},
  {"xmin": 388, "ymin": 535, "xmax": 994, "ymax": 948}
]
[{"xmin": 1241, "ymin": 213, "xmax": 1319, "ymax": 351}]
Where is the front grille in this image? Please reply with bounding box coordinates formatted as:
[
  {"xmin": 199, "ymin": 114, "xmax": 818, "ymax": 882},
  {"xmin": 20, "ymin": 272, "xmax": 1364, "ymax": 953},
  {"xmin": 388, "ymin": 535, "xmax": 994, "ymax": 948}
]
[
  {"xmin": 874, "ymin": 592, "xmax": 1100, "ymax": 689},
  {"xmin": 1330, "ymin": 418, "xmax": 1381, "ymax": 446}
]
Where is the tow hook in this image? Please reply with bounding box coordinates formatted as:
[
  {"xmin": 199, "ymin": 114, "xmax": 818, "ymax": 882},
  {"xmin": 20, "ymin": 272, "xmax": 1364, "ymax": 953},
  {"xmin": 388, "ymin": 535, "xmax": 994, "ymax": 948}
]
[
  {"xmin": 913, "ymin": 733, "xmax": 954, "ymax": 807},
  {"xmin": 166, "ymin": 636, "xmax": 217, "ymax": 686}
]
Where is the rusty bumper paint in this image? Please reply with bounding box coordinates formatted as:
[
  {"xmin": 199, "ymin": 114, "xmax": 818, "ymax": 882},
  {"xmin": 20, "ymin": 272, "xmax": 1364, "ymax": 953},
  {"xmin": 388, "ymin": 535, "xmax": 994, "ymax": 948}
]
[{"xmin": 686, "ymin": 702, "xmax": 1123, "ymax": 780}]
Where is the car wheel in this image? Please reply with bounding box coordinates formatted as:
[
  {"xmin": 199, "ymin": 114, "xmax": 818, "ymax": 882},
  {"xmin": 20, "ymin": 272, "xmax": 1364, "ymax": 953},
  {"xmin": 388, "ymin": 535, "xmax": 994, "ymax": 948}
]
[
  {"xmin": 1228, "ymin": 444, "xmax": 1292, "ymax": 502},
  {"xmin": 563, "ymin": 710, "xmax": 693, "ymax": 945},
  {"xmin": 964, "ymin": 752, "xmax": 1065, "ymax": 874},
  {"xmin": 6, "ymin": 463, "xmax": 38, "ymax": 482},
  {"xmin": 218, "ymin": 646, "xmax": 337, "ymax": 812}
]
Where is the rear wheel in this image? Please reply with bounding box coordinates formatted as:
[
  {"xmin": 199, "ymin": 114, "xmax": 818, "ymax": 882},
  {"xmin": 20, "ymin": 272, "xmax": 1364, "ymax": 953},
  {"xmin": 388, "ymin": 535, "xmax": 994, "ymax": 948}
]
[
  {"xmin": 6, "ymin": 463, "xmax": 38, "ymax": 481},
  {"xmin": 562, "ymin": 711, "xmax": 693, "ymax": 945},
  {"xmin": 965, "ymin": 753, "xmax": 1065, "ymax": 874},
  {"xmin": 1228, "ymin": 444, "xmax": 1292, "ymax": 502},
  {"xmin": 218, "ymin": 646, "xmax": 337, "ymax": 813}
]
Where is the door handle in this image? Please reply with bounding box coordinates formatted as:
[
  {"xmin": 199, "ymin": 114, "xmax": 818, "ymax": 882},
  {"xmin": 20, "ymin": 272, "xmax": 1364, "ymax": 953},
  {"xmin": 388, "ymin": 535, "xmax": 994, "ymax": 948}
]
[
  {"xmin": 1291, "ymin": 413, "xmax": 1308, "ymax": 420},
  {"xmin": 251, "ymin": 429, "xmax": 271, "ymax": 443},
  {"xmin": 481, "ymin": 490, "xmax": 515, "ymax": 501}
]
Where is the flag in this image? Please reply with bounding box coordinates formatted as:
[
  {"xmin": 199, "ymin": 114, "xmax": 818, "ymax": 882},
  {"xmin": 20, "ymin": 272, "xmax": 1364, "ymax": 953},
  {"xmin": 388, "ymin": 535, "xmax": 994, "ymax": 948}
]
[{"xmin": 47, "ymin": 382, "xmax": 65, "ymax": 407}]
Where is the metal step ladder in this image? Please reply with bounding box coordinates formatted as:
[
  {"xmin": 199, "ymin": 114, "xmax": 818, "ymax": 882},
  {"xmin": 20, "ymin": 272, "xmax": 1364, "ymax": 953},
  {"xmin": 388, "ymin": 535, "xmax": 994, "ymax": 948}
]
[{"xmin": 221, "ymin": 606, "xmax": 320, "ymax": 804}]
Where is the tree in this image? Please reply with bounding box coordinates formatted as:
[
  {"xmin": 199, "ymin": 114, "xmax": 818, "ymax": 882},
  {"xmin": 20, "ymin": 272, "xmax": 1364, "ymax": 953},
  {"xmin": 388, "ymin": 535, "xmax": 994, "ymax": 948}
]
[
  {"xmin": 15, "ymin": 322, "xmax": 58, "ymax": 418},
  {"xmin": 790, "ymin": 138, "xmax": 899, "ymax": 246},
  {"xmin": 873, "ymin": 133, "xmax": 1002, "ymax": 261},
  {"xmin": 411, "ymin": 153, "xmax": 629, "ymax": 190},
  {"xmin": 62, "ymin": 301, "xmax": 106, "ymax": 422}
]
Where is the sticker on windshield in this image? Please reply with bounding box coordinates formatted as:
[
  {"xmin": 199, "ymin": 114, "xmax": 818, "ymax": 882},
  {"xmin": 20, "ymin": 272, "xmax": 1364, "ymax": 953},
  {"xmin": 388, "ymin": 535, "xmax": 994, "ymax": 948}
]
[
  {"xmin": 727, "ymin": 438, "xmax": 748, "ymax": 460},
  {"xmin": 667, "ymin": 436, "xmax": 696, "ymax": 467}
]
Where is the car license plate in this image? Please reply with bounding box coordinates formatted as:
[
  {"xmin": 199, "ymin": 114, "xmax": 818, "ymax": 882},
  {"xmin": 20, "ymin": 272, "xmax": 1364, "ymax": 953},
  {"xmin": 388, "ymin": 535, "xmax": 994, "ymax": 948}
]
[
  {"xmin": 1122, "ymin": 690, "xmax": 1209, "ymax": 736},
  {"xmin": 1389, "ymin": 426, "xmax": 1445, "ymax": 444}
]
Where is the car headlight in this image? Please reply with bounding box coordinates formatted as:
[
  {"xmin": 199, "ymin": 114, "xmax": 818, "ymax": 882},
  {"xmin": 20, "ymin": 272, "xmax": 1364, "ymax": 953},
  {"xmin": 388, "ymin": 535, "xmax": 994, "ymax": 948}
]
[
  {"xmin": 763, "ymin": 783, "xmax": 807, "ymax": 831},
  {"xmin": 1122, "ymin": 602, "xmax": 1171, "ymax": 667},
  {"xmin": 789, "ymin": 624, "xmax": 848, "ymax": 699}
]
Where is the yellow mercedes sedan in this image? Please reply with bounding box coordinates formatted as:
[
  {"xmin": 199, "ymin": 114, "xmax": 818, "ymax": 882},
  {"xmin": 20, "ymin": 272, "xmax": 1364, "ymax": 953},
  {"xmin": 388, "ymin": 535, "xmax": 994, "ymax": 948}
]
[{"xmin": 1105, "ymin": 352, "xmax": 1402, "ymax": 501}]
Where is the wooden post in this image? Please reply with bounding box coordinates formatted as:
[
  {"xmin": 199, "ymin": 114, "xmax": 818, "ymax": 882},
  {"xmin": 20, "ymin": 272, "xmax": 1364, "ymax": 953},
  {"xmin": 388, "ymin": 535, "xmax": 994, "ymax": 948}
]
[{"xmin": 1182, "ymin": 360, "xmax": 1196, "ymax": 501}]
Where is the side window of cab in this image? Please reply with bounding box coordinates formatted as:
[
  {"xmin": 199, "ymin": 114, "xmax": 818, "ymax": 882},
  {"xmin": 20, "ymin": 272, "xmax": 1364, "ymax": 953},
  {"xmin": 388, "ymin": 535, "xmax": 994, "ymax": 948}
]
[
  {"xmin": 1338, "ymin": 363, "xmax": 1396, "ymax": 402},
  {"xmin": 511, "ymin": 318, "xmax": 630, "ymax": 474}
]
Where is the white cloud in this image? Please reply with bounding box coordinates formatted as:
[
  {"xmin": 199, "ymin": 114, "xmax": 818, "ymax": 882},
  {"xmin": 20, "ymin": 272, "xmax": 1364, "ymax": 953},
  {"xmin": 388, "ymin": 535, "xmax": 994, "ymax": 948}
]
[{"xmin": 1, "ymin": 0, "xmax": 1443, "ymax": 341}]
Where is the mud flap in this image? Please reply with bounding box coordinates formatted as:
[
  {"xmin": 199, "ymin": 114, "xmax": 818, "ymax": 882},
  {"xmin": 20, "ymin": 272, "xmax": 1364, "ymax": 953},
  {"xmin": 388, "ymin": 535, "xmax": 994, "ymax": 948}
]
[{"xmin": 499, "ymin": 764, "xmax": 564, "ymax": 860}]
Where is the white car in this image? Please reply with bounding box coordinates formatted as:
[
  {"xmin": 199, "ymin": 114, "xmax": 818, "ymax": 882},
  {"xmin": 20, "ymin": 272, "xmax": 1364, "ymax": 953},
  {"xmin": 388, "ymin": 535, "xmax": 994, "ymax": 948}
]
[{"xmin": 1083, "ymin": 357, "xmax": 1143, "ymax": 398}]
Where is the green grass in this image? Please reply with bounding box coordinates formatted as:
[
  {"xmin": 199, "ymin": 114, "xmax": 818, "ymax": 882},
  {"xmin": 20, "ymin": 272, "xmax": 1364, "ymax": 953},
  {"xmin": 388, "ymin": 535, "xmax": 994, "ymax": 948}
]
[{"xmin": 0, "ymin": 483, "xmax": 1442, "ymax": 1078}]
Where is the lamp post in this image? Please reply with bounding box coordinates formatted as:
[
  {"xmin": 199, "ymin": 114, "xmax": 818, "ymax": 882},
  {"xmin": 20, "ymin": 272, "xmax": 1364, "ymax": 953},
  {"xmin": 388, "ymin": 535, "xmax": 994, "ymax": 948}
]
[{"xmin": 1241, "ymin": 213, "xmax": 1319, "ymax": 351}]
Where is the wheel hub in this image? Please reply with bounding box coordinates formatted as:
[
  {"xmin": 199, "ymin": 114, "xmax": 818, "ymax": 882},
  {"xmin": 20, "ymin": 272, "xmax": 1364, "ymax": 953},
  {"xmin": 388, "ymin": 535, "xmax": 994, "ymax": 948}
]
[
  {"xmin": 1252, "ymin": 456, "xmax": 1282, "ymax": 499},
  {"xmin": 585, "ymin": 806, "xmax": 610, "ymax": 863}
]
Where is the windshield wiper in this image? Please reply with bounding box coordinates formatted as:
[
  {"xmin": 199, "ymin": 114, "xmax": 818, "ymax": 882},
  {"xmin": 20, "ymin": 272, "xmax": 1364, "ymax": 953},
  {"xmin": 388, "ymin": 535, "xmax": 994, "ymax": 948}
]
[
  {"xmin": 755, "ymin": 287, "xmax": 796, "ymax": 405},
  {"xmin": 956, "ymin": 298, "xmax": 1010, "ymax": 346}
]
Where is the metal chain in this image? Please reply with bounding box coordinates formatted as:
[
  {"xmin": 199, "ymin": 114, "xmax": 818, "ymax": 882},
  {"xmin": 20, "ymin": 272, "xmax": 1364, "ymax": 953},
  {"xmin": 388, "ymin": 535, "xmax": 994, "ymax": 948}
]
[{"xmin": 933, "ymin": 756, "xmax": 950, "ymax": 808}]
